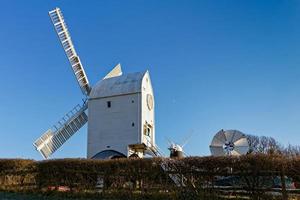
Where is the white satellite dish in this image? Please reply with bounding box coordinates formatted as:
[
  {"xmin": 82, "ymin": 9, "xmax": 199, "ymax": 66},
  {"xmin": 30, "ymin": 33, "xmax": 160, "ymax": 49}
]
[{"xmin": 210, "ymin": 129, "xmax": 249, "ymax": 156}]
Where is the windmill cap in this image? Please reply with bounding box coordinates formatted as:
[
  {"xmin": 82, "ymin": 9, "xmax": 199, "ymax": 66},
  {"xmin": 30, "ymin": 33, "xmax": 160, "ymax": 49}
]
[{"xmin": 90, "ymin": 71, "xmax": 150, "ymax": 99}]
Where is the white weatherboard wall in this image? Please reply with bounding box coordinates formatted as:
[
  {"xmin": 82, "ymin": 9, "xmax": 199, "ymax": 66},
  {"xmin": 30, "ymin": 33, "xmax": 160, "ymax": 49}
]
[
  {"xmin": 87, "ymin": 71, "xmax": 155, "ymax": 158},
  {"xmin": 141, "ymin": 73, "xmax": 155, "ymax": 147}
]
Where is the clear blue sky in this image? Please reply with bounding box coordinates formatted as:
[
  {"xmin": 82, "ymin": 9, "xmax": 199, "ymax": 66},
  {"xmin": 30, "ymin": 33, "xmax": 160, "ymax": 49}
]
[{"xmin": 1, "ymin": 0, "xmax": 300, "ymax": 160}]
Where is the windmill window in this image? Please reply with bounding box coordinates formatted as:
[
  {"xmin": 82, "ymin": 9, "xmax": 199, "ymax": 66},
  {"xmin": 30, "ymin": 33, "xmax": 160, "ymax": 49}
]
[
  {"xmin": 132, "ymin": 122, "xmax": 135, "ymax": 127},
  {"xmin": 131, "ymin": 100, "xmax": 134, "ymax": 103},
  {"xmin": 147, "ymin": 128, "xmax": 151, "ymax": 136},
  {"xmin": 143, "ymin": 125, "xmax": 152, "ymax": 137},
  {"xmin": 107, "ymin": 101, "xmax": 111, "ymax": 108}
]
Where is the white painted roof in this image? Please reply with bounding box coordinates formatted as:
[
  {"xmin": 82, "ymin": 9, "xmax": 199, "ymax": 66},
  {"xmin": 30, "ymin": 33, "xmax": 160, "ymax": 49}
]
[{"xmin": 90, "ymin": 71, "xmax": 147, "ymax": 99}]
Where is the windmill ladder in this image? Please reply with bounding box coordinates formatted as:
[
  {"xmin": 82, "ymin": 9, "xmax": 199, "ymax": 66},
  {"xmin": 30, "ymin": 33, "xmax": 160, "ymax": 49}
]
[{"xmin": 145, "ymin": 138, "xmax": 187, "ymax": 187}]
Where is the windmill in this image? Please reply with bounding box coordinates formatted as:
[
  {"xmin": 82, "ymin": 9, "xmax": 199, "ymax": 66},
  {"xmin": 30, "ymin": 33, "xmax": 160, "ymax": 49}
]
[
  {"xmin": 168, "ymin": 143, "xmax": 184, "ymax": 158},
  {"xmin": 167, "ymin": 131, "xmax": 193, "ymax": 158},
  {"xmin": 33, "ymin": 8, "xmax": 156, "ymax": 159},
  {"xmin": 210, "ymin": 129, "xmax": 249, "ymax": 156}
]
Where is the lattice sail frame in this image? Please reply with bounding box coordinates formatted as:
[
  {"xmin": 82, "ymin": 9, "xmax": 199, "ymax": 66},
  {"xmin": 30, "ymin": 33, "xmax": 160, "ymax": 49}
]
[
  {"xmin": 34, "ymin": 8, "xmax": 93, "ymax": 159},
  {"xmin": 34, "ymin": 102, "xmax": 88, "ymax": 159},
  {"xmin": 49, "ymin": 8, "xmax": 91, "ymax": 96}
]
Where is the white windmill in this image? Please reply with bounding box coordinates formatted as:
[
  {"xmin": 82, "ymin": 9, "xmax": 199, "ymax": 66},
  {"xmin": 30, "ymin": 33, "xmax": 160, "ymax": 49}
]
[
  {"xmin": 168, "ymin": 143, "xmax": 184, "ymax": 158},
  {"xmin": 166, "ymin": 132, "xmax": 193, "ymax": 158},
  {"xmin": 210, "ymin": 129, "xmax": 249, "ymax": 156},
  {"xmin": 33, "ymin": 8, "xmax": 156, "ymax": 159}
]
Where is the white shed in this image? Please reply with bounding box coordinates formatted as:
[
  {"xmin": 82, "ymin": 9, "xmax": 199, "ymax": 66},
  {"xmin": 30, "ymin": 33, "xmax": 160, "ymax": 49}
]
[{"xmin": 87, "ymin": 69, "xmax": 155, "ymax": 159}]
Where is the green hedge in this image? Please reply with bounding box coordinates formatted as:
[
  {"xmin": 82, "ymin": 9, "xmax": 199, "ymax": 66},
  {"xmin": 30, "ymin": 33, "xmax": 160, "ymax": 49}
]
[
  {"xmin": 35, "ymin": 158, "xmax": 165, "ymax": 190},
  {"xmin": 0, "ymin": 155, "xmax": 300, "ymax": 199},
  {"xmin": 0, "ymin": 159, "xmax": 34, "ymax": 174}
]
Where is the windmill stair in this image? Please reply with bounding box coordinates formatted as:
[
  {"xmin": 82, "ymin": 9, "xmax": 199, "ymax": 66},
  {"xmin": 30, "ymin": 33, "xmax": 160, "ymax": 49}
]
[{"xmin": 145, "ymin": 138, "xmax": 188, "ymax": 187}]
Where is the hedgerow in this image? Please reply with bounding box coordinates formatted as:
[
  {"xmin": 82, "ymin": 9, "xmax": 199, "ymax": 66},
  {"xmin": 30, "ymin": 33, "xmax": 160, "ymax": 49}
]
[{"xmin": 0, "ymin": 155, "xmax": 299, "ymax": 199}]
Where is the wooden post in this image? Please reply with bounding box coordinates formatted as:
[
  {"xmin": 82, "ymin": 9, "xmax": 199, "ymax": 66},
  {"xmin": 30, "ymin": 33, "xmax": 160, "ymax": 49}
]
[{"xmin": 280, "ymin": 165, "xmax": 288, "ymax": 200}]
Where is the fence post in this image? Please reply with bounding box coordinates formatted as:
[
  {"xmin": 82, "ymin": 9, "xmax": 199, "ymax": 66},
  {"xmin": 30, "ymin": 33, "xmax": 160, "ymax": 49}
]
[{"xmin": 280, "ymin": 164, "xmax": 288, "ymax": 200}]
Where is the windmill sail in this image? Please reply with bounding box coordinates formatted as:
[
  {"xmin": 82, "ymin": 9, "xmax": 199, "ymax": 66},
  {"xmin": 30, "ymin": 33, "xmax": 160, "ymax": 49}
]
[
  {"xmin": 34, "ymin": 102, "xmax": 88, "ymax": 159},
  {"xmin": 49, "ymin": 8, "xmax": 91, "ymax": 96},
  {"xmin": 210, "ymin": 130, "xmax": 249, "ymax": 156}
]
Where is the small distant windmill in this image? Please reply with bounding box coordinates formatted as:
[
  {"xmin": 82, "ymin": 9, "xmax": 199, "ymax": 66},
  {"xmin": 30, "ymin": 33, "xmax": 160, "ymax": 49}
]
[
  {"xmin": 33, "ymin": 8, "xmax": 156, "ymax": 159},
  {"xmin": 210, "ymin": 129, "xmax": 249, "ymax": 156},
  {"xmin": 167, "ymin": 131, "xmax": 193, "ymax": 158}
]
